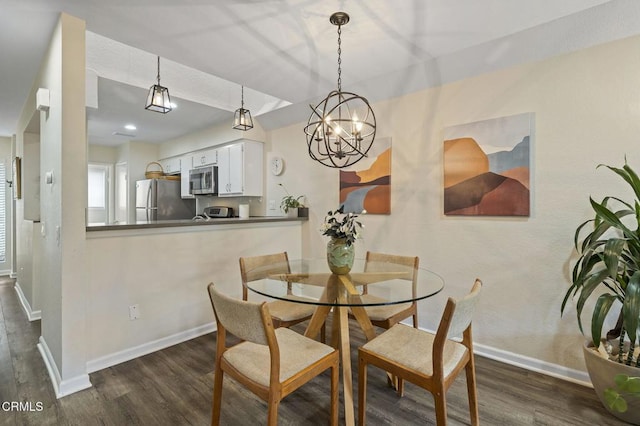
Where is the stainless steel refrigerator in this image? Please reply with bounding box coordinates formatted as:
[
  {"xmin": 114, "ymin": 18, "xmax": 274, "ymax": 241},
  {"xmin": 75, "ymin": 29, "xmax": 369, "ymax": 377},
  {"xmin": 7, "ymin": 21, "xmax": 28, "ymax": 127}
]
[{"xmin": 135, "ymin": 179, "xmax": 196, "ymax": 222}]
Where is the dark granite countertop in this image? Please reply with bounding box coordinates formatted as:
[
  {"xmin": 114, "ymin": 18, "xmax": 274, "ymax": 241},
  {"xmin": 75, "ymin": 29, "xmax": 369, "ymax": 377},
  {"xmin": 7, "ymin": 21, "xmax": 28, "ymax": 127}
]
[{"xmin": 86, "ymin": 216, "xmax": 307, "ymax": 232}]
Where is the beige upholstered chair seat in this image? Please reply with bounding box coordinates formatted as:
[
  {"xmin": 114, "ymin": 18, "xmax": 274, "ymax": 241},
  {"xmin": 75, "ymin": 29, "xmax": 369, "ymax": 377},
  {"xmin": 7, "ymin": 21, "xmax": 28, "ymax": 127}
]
[
  {"xmin": 267, "ymin": 296, "xmax": 317, "ymax": 322},
  {"xmin": 358, "ymin": 279, "xmax": 482, "ymax": 426},
  {"xmin": 208, "ymin": 282, "xmax": 339, "ymax": 425},
  {"xmin": 361, "ymin": 324, "xmax": 468, "ymax": 377},
  {"xmin": 224, "ymin": 327, "xmax": 335, "ymax": 387},
  {"xmin": 355, "ymin": 294, "xmax": 412, "ymax": 322},
  {"xmin": 240, "ymin": 252, "xmax": 325, "ymax": 342},
  {"xmin": 348, "ymin": 252, "xmax": 420, "ymax": 336}
]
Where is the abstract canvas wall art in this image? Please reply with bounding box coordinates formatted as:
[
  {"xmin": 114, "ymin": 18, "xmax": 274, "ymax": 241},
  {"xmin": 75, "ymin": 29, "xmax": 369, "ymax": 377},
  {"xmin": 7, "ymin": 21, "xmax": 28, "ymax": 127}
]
[
  {"xmin": 339, "ymin": 137, "xmax": 391, "ymax": 214},
  {"xmin": 443, "ymin": 113, "xmax": 532, "ymax": 216}
]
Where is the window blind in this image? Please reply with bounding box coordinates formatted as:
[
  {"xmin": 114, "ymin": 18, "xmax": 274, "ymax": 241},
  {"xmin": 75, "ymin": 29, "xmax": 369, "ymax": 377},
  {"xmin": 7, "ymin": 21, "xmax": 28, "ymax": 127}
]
[{"xmin": 0, "ymin": 162, "xmax": 6, "ymax": 262}]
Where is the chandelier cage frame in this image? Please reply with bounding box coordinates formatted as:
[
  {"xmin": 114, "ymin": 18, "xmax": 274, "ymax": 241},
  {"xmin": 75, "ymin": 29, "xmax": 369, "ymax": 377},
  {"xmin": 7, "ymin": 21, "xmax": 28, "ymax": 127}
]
[
  {"xmin": 145, "ymin": 56, "xmax": 172, "ymax": 114},
  {"xmin": 304, "ymin": 11, "xmax": 377, "ymax": 168}
]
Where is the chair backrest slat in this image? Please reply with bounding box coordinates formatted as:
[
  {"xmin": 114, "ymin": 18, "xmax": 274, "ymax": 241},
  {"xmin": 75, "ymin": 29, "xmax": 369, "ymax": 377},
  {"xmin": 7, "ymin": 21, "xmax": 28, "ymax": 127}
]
[
  {"xmin": 208, "ymin": 283, "xmax": 269, "ymax": 345},
  {"xmin": 240, "ymin": 252, "xmax": 291, "ymax": 283},
  {"xmin": 446, "ymin": 279, "xmax": 482, "ymax": 339},
  {"xmin": 364, "ymin": 252, "xmax": 418, "ymax": 279}
]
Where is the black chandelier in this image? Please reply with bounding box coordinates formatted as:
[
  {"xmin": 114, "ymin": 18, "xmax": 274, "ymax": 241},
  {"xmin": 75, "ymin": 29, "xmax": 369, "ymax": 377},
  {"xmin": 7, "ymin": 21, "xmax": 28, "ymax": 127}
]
[
  {"xmin": 145, "ymin": 56, "xmax": 172, "ymax": 114},
  {"xmin": 233, "ymin": 85, "xmax": 253, "ymax": 131},
  {"xmin": 304, "ymin": 12, "xmax": 376, "ymax": 168}
]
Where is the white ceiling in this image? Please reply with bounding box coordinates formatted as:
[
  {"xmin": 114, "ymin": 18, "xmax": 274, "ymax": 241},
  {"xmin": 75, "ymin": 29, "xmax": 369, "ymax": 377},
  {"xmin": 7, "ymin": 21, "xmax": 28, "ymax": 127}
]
[{"xmin": 4, "ymin": 0, "xmax": 640, "ymax": 146}]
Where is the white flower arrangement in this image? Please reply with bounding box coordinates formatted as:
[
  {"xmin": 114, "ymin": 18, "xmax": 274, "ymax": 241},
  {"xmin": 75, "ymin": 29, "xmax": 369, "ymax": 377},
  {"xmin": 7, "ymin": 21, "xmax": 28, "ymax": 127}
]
[{"xmin": 321, "ymin": 208, "xmax": 364, "ymax": 246}]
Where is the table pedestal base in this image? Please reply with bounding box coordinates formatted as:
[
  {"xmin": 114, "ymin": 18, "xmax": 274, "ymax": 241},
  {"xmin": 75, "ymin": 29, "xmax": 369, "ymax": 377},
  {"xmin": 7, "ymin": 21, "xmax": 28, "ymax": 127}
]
[{"xmin": 304, "ymin": 275, "xmax": 377, "ymax": 426}]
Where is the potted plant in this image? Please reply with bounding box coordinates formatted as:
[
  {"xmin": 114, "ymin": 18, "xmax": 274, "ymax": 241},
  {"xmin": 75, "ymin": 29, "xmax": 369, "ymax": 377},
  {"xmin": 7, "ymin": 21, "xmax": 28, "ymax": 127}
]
[
  {"xmin": 279, "ymin": 183, "xmax": 305, "ymax": 217},
  {"xmin": 321, "ymin": 207, "xmax": 363, "ymax": 274},
  {"xmin": 562, "ymin": 159, "xmax": 640, "ymax": 422}
]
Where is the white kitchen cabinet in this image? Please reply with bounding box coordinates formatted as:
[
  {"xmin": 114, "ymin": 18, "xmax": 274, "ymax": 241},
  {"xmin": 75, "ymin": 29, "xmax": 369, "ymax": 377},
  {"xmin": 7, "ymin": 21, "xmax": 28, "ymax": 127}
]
[
  {"xmin": 193, "ymin": 148, "xmax": 218, "ymax": 167},
  {"xmin": 180, "ymin": 154, "xmax": 194, "ymax": 198},
  {"xmin": 217, "ymin": 140, "xmax": 263, "ymax": 197},
  {"xmin": 159, "ymin": 156, "xmax": 181, "ymax": 175}
]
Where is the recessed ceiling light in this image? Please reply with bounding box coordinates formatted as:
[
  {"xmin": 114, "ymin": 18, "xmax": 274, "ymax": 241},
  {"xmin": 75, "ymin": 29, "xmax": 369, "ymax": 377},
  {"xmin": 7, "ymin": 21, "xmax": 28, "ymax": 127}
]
[{"xmin": 125, "ymin": 124, "xmax": 137, "ymax": 130}]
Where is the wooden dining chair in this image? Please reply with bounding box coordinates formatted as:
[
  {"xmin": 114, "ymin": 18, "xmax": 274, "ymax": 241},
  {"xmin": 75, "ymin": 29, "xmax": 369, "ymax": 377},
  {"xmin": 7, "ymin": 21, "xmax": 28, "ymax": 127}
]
[
  {"xmin": 358, "ymin": 279, "xmax": 483, "ymax": 426},
  {"xmin": 239, "ymin": 252, "xmax": 325, "ymax": 341},
  {"xmin": 207, "ymin": 283, "xmax": 339, "ymax": 426},
  {"xmin": 351, "ymin": 251, "xmax": 420, "ymax": 330}
]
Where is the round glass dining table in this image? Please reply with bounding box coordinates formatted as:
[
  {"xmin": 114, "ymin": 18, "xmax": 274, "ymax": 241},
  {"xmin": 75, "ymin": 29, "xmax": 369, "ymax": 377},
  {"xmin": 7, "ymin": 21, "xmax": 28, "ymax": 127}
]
[{"xmin": 244, "ymin": 258, "xmax": 444, "ymax": 426}]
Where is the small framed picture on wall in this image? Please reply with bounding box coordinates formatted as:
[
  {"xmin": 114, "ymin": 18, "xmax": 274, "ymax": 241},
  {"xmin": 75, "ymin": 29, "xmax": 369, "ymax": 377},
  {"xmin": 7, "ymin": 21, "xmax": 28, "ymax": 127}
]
[{"xmin": 13, "ymin": 157, "xmax": 21, "ymax": 200}]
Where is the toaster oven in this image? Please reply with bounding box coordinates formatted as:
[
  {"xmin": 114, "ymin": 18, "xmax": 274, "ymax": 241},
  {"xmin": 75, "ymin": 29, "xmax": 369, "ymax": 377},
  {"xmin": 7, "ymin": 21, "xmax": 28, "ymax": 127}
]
[{"xmin": 203, "ymin": 206, "xmax": 234, "ymax": 218}]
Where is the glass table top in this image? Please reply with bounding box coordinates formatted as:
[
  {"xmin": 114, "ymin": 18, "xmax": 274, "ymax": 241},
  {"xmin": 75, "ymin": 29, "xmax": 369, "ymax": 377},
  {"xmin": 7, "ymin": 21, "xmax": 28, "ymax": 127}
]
[{"xmin": 244, "ymin": 258, "xmax": 444, "ymax": 307}]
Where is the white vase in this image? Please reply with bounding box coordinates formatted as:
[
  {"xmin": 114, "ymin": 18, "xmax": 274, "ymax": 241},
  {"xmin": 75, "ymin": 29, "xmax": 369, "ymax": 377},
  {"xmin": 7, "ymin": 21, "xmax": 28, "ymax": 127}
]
[
  {"xmin": 583, "ymin": 341, "xmax": 640, "ymax": 424},
  {"xmin": 286, "ymin": 208, "xmax": 298, "ymax": 218}
]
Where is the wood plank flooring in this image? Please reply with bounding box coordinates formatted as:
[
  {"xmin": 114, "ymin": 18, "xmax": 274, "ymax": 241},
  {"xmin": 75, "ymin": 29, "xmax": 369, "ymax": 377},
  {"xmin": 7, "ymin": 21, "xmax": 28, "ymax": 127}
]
[{"xmin": 0, "ymin": 276, "xmax": 630, "ymax": 425}]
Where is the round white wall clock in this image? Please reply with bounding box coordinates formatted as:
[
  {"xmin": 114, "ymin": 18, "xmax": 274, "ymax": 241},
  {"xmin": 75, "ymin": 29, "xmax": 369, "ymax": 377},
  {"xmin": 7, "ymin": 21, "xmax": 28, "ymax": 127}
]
[{"xmin": 271, "ymin": 156, "xmax": 284, "ymax": 175}]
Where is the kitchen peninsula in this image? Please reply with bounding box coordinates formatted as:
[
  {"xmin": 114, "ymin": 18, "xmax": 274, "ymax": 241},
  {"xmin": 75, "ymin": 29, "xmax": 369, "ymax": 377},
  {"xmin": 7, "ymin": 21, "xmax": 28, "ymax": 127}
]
[
  {"xmin": 86, "ymin": 215, "xmax": 307, "ymax": 232},
  {"xmin": 81, "ymin": 214, "xmax": 307, "ymax": 378}
]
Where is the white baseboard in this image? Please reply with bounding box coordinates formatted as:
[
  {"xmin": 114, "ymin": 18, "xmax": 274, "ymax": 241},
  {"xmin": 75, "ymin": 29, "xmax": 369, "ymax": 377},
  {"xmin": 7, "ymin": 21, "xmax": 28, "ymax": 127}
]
[
  {"xmin": 473, "ymin": 342, "xmax": 591, "ymax": 387},
  {"xmin": 405, "ymin": 321, "xmax": 592, "ymax": 387},
  {"xmin": 86, "ymin": 321, "xmax": 217, "ymax": 373},
  {"xmin": 14, "ymin": 282, "xmax": 41, "ymax": 321},
  {"xmin": 37, "ymin": 336, "xmax": 92, "ymax": 398}
]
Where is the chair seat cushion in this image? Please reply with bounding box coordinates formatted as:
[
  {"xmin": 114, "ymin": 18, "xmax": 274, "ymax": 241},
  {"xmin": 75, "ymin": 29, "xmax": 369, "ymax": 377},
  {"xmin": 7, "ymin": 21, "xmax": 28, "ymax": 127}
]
[
  {"xmin": 361, "ymin": 324, "xmax": 468, "ymax": 377},
  {"xmin": 267, "ymin": 296, "xmax": 317, "ymax": 322},
  {"xmin": 352, "ymin": 294, "xmax": 412, "ymax": 322},
  {"xmin": 223, "ymin": 327, "xmax": 335, "ymax": 387}
]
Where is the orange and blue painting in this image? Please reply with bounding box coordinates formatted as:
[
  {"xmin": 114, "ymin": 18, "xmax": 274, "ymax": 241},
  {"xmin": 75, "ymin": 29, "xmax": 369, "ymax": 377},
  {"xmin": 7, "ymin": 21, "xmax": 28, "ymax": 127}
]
[
  {"xmin": 339, "ymin": 137, "xmax": 391, "ymax": 214},
  {"xmin": 443, "ymin": 113, "xmax": 532, "ymax": 216}
]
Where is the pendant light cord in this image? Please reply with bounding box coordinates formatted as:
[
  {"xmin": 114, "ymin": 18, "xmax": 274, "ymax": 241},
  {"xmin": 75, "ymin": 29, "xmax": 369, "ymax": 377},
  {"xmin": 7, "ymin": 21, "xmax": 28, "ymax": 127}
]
[
  {"xmin": 156, "ymin": 56, "xmax": 161, "ymax": 85},
  {"xmin": 337, "ymin": 25, "xmax": 342, "ymax": 91}
]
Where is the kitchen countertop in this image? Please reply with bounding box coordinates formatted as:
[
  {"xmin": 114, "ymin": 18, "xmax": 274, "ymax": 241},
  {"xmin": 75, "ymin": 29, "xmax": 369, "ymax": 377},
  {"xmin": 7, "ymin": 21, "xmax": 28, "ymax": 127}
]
[{"xmin": 86, "ymin": 216, "xmax": 307, "ymax": 232}]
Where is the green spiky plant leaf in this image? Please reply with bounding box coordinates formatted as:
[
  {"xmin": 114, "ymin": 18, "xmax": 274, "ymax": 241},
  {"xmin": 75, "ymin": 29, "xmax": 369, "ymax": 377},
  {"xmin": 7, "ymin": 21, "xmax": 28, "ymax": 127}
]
[{"xmin": 563, "ymin": 160, "xmax": 640, "ymax": 413}]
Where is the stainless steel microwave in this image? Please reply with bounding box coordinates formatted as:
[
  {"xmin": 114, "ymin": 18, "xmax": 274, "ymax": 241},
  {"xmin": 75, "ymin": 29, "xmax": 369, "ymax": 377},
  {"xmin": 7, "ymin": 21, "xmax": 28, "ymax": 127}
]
[{"xmin": 189, "ymin": 165, "xmax": 217, "ymax": 195}]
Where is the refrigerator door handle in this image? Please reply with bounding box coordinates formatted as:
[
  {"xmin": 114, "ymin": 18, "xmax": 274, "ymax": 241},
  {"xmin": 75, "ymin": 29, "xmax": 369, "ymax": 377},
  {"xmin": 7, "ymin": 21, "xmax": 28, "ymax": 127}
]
[{"xmin": 146, "ymin": 183, "xmax": 153, "ymax": 221}]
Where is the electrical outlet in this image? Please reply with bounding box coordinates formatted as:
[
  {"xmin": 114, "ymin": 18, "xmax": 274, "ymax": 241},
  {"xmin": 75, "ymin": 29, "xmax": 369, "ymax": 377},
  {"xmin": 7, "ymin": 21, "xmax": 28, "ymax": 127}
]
[
  {"xmin": 268, "ymin": 199, "xmax": 276, "ymax": 210},
  {"xmin": 129, "ymin": 304, "xmax": 140, "ymax": 320}
]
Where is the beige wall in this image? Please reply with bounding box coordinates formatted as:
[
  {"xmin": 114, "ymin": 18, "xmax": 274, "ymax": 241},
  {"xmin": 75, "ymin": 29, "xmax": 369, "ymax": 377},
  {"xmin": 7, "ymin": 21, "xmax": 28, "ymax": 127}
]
[
  {"xmin": 158, "ymin": 119, "xmax": 267, "ymax": 159},
  {"xmin": 14, "ymin": 12, "xmax": 640, "ymax": 397},
  {"xmin": 264, "ymin": 33, "xmax": 640, "ymax": 380},
  {"xmin": 85, "ymin": 222, "xmax": 303, "ymax": 371},
  {"xmin": 15, "ymin": 13, "xmax": 90, "ymax": 396},
  {"xmin": 88, "ymin": 144, "xmax": 118, "ymax": 163}
]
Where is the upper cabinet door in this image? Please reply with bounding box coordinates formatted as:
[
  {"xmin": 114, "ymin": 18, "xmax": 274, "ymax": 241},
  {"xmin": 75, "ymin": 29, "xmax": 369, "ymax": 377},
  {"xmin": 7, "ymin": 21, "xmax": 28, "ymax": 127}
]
[
  {"xmin": 159, "ymin": 157, "xmax": 181, "ymax": 175},
  {"xmin": 217, "ymin": 145, "xmax": 233, "ymax": 196},
  {"xmin": 194, "ymin": 148, "xmax": 218, "ymax": 167},
  {"xmin": 180, "ymin": 154, "xmax": 194, "ymax": 199},
  {"xmin": 217, "ymin": 140, "xmax": 263, "ymax": 197},
  {"xmin": 227, "ymin": 143, "xmax": 244, "ymax": 194}
]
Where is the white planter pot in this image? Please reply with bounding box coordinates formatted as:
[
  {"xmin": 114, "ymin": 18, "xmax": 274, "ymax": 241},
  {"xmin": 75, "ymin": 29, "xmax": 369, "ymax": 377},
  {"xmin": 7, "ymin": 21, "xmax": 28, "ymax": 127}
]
[
  {"xmin": 286, "ymin": 208, "xmax": 298, "ymax": 218},
  {"xmin": 583, "ymin": 341, "xmax": 640, "ymax": 424}
]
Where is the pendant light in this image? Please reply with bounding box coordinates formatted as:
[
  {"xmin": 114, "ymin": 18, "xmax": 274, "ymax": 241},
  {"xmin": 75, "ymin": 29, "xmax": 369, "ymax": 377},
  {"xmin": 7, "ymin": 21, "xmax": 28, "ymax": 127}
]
[
  {"xmin": 233, "ymin": 85, "xmax": 253, "ymax": 131},
  {"xmin": 145, "ymin": 56, "xmax": 172, "ymax": 114},
  {"xmin": 304, "ymin": 12, "xmax": 376, "ymax": 168}
]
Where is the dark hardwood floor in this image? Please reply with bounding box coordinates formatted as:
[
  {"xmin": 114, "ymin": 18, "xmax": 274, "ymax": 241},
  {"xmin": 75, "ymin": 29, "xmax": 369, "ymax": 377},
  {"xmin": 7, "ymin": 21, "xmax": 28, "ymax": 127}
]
[{"xmin": 0, "ymin": 277, "xmax": 629, "ymax": 425}]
